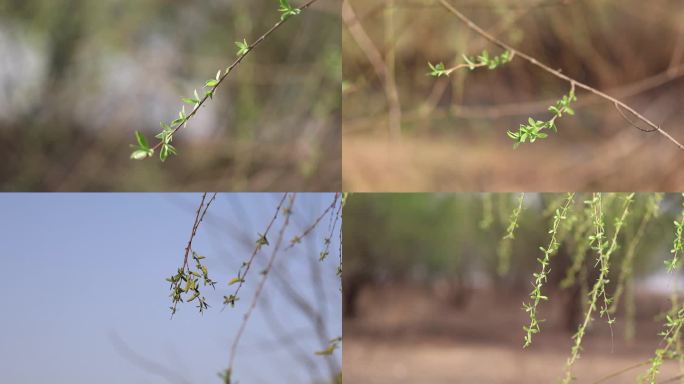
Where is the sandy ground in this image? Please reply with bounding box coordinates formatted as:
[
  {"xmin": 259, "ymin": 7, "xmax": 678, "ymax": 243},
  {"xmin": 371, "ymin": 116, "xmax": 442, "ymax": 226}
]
[
  {"xmin": 344, "ymin": 284, "xmax": 683, "ymax": 384},
  {"xmin": 341, "ymin": 134, "xmax": 684, "ymax": 192}
]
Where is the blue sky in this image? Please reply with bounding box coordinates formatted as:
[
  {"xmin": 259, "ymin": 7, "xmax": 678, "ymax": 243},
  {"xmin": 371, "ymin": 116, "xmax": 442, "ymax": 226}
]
[{"xmin": 0, "ymin": 193, "xmax": 341, "ymax": 384}]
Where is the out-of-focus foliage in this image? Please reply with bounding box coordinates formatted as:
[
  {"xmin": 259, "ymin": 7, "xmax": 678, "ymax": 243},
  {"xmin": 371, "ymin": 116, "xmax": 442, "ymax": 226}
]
[
  {"xmin": 0, "ymin": 0, "xmax": 340, "ymax": 191},
  {"xmin": 343, "ymin": 193, "xmax": 678, "ymax": 287}
]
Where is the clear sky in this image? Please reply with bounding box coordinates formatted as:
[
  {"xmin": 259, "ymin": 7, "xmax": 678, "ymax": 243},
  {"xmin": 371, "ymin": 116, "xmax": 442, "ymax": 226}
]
[{"xmin": 0, "ymin": 193, "xmax": 341, "ymax": 384}]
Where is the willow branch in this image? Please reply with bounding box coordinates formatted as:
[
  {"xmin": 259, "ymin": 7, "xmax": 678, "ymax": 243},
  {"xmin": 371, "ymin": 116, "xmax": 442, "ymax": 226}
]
[
  {"xmin": 438, "ymin": 0, "xmax": 684, "ymax": 151},
  {"xmin": 140, "ymin": 0, "xmax": 320, "ymax": 158}
]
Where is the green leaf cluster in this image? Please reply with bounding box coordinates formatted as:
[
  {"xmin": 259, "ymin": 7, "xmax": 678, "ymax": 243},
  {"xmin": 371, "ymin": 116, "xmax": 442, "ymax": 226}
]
[
  {"xmin": 523, "ymin": 193, "xmax": 574, "ymax": 348},
  {"xmin": 166, "ymin": 251, "xmax": 216, "ymax": 315},
  {"xmin": 235, "ymin": 38, "xmax": 249, "ymax": 56},
  {"xmin": 507, "ymin": 89, "xmax": 577, "ymax": 147},
  {"xmin": 427, "ymin": 50, "xmax": 513, "ymax": 78},
  {"xmin": 427, "ymin": 62, "xmax": 449, "ymax": 77},
  {"xmin": 130, "ymin": 131, "xmax": 154, "ymax": 160},
  {"xmin": 156, "ymin": 122, "xmax": 177, "ymax": 162},
  {"xmin": 462, "ymin": 49, "xmax": 513, "ymax": 70},
  {"xmin": 278, "ymin": 0, "xmax": 301, "ymax": 20},
  {"xmin": 642, "ymin": 305, "xmax": 684, "ymax": 383}
]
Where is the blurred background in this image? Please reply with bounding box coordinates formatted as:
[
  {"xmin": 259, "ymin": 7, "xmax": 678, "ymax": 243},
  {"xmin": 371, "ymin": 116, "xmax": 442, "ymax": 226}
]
[
  {"xmin": 342, "ymin": 0, "xmax": 684, "ymax": 191},
  {"xmin": 0, "ymin": 193, "xmax": 341, "ymax": 383},
  {"xmin": 343, "ymin": 193, "xmax": 684, "ymax": 383},
  {"xmin": 0, "ymin": 0, "xmax": 340, "ymax": 191}
]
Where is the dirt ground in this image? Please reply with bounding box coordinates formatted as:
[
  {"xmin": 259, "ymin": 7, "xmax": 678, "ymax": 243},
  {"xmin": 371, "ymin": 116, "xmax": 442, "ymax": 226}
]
[
  {"xmin": 344, "ymin": 283, "xmax": 682, "ymax": 384},
  {"xmin": 341, "ymin": 134, "xmax": 684, "ymax": 192}
]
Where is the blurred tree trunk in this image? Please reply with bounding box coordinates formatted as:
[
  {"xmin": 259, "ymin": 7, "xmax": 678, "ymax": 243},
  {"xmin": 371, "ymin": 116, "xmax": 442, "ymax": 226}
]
[
  {"xmin": 563, "ymin": 279, "xmax": 582, "ymax": 333},
  {"xmin": 343, "ymin": 273, "xmax": 366, "ymax": 319}
]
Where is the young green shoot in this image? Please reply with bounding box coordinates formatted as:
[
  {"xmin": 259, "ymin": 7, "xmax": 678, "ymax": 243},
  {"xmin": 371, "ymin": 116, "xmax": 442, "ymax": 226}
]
[
  {"xmin": 428, "ymin": 49, "xmax": 513, "ymax": 77},
  {"xmin": 498, "ymin": 193, "xmax": 524, "ymax": 276},
  {"xmin": 131, "ymin": 0, "xmax": 318, "ymax": 162},
  {"xmin": 561, "ymin": 193, "xmax": 634, "ymax": 384},
  {"xmin": 523, "ymin": 193, "xmax": 574, "ymax": 348},
  {"xmin": 278, "ymin": 0, "xmax": 301, "ymax": 20},
  {"xmin": 235, "ymin": 38, "xmax": 249, "ymax": 56},
  {"xmin": 642, "ymin": 305, "xmax": 684, "ymax": 384},
  {"xmin": 168, "ymin": 193, "xmax": 217, "ymax": 316},
  {"xmin": 507, "ymin": 84, "xmax": 576, "ymax": 147},
  {"xmin": 223, "ymin": 194, "xmax": 288, "ymax": 308},
  {"xmin": 665, "ymin": 193, "xmax": 684, "ymax": 272}
]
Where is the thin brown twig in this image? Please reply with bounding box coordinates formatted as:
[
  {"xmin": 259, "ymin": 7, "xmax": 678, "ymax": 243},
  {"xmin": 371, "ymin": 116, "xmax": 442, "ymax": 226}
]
[
  {"xmin": 614, "ymin": 102, "xmax": 656, "ymax": 133},
  {"xmin": 148, "ymin": 0, "xmax": 320, "ymax": 153},
  {"xmin": 344, "ymin": 63, "xmax": 684, "ymax": 135},
  {"xmin": 343, "ymin": 0, "xmax": 403, "ymax": 139},
  {"xmin": 285, "ymin": 193, "xmax": 340, "ymax": 251},
  {"xmin": 225, "ymin": 193, "xmax": 288, "ymax": 306},
  {"xmin": 419, "ymin": 1, "xmax": 539, "ymax": 126},
  {"xmin": 170, "ymin": 192, "xmax": 217, "ymax": 315},
  {"xmin": 437, "ymin": 0, "xmax": 684, "ymax": 151},
  {"xmin": 181, "ymin": 193, "xmax": 217, "ymax": 272},
  {"xmin": 227, "ymin": 194, "xmax": 296, "ymax": 376}
]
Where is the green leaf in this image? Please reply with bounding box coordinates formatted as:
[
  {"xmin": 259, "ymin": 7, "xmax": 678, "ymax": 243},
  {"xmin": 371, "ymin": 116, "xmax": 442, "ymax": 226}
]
[
  {"xmin": 427, "ymin": 62, "xmax": 448, "ymax": 77},
  {"xmin": 131, "ymin": 149, "xmax": 150, "ymax": 160},
  {"xmin": 187, "ymin": 292, "xmax": 199, "ymax": 302},
  {"xmin": 278, "ymin": 0, "xmax": 301, "ymax": 20},
  {"xmin": 182, "ymin": 97, "xmax": 199, "ymax": 105},
  {"xmin": 160, "ymin": 145, "xmax": 169, "ymax": 162},
  {"xmin": 236, "ymin": 38, "xmax": 249, "ymax": 56},
  {"xmin": 256, "ymin": 233, "xmax": 270, "ymax": 246},
  {"xmin": 135, "ymin": 131, "xmax": 149, "ymax": 149},
  {"xmin": 166, "ymin": 144, "xmax": 177, "ymax": 155}
]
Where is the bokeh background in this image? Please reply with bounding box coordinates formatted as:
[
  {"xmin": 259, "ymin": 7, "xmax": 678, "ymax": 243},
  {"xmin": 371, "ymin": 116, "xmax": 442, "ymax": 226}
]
[
  {"xmin": 342, "ymin": 0, "xmax": 684, "ymax": 191},
  {"xmin": 0, "ymin": 193, "xmax": 341, "ymax": 383},
  {"xmin": 0, "ymin": 0, "xmax": 340, "ymax": 191},
  {"xmin": 343, "ymin": 193, "xmax": 684, "ymax": 383}
]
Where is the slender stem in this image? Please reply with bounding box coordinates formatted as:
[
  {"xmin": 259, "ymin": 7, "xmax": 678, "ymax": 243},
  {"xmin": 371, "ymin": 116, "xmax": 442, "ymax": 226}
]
[
  {"xmin": 226, "ymin": 193, "xmax": 288, "ymax": 306},
  {"xmin": 171, "ymin": 192, "xmax": 217, "ymax": 315},
  {"xmin": 227, "ymin": 194, "xmax": 296, "ymax": 375},
  {"xmin": 437, "ymin": 0, "xmax": 684, "ymax": 151},
  {"xmin": 284, "ymin": 193, "xmax": 340, "ymax": 251}
]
